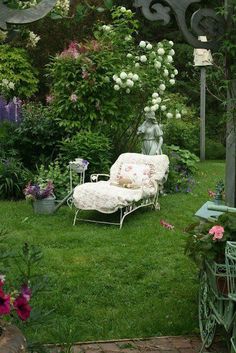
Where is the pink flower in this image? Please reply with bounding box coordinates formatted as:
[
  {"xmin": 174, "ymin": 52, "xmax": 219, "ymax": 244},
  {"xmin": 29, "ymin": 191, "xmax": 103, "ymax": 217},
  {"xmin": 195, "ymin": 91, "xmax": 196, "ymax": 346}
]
[
  {"xmin": 70, "ymin": 93, "xmax": 78, "ymax": 102},
  {"xmin": 60, "ymin": 41, "xmax": 79, "ymax": 59},
  {"xmin": 209, "ymin": 225, "xmax": 224, "ymax": 240},
  {"xmin": 0, "ymin": 288, "xmax": 11, "ymax": 316},
  {"xmin": 208, "ymin": 190, "xmax": 216, "ymax": 198},
  {"xmin": 160, "ymin": 220, "xmax": 174, "ymax": 230},
  {"xmin": 13, "ymin": 295, "xmax": 31, "ymax": 321},
  {"xmin": 46, "ymin": 95, "xmax": 54, "ymax": 104}
]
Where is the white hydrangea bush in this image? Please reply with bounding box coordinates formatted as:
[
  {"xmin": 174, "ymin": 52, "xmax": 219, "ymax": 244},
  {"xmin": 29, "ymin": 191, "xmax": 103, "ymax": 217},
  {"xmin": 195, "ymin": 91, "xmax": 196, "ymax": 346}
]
[{"xmin": 109, "ymin": 18, "xmax": 180, "ymax": 123}]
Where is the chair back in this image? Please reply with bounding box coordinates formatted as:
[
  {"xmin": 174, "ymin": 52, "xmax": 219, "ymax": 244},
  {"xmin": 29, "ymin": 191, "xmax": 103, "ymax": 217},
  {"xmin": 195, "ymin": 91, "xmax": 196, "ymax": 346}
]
[{"xmin": 110, "ymin": 153, "xmax": 169, "ymax": 185}]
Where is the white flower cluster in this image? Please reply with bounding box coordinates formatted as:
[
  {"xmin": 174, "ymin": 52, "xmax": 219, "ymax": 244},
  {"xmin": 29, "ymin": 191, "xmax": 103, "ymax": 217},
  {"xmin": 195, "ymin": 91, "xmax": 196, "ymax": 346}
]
[
  {"xmin": 120, "ymin": 6, "xmax": 132, "ymax": 14},
  {"xmin": 27, "ymin": 31, "xmax": 40, "ymax": 48},
  {"xmin": 139, "ymin": 41, "xmax": 153, "ymax": 50},
  {"xmin": 166, "ymin": 110, "xmax": 182, "ymax": 119},
  {"xmin": 144, "ymin": 92, "xmax": 165, "ymax": 113},
  {"xmin": 113, "ymin": 71, "xmax": 139, "ymax": 93},
  {"xmin": 0, "ymin": 79, "xmax": 15, "ymax": 91},
  {"xmin": 18, "ymin": 0, "xmax": 37, "ymax": 9},
  {"xmin": 165, "ymin": 109, "xmax": 182, "ymax": 119},
  {"xmin": 102, "ymin": 25, "xmax": 112, "ymax": 32},
  {"xmin": 54, "ymin": 0, "xmax": 70, "ymax": 17}
]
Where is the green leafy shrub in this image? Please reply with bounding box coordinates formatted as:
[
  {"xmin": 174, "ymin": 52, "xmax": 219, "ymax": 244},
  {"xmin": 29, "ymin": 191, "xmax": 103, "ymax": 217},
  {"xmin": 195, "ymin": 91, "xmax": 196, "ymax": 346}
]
[
  {"xmin": 0, "ymin": 45, "xmax": 38, "ymax": 99},
  {"xmin": 36, "ymin": 161, "xmax": 79, "ymax": 200},
  {"xmin": 164, "ymin": 145, "xmax": 199, "ymax": 193},
  {"xmin": 59, "ymin": 131, "xmax": 112, "ymax": 175},
  {"xmin": 164, "ymin": 118, "xmax": 199, "ymax": 154},
  {"xmin": 0, "ymin": 122, "xmax": 19, "ymax": 159},
  {"xmin": 14, "ymin": 102, "xmax": 63, "ymax": 169},
  {"xmin": 0, "ymin": 157, "xmax": 32, "ymax": 199},
  {"xmin": 47, "ymin": 6, "xmax": 193, "ymax": 154},
  {"xmin": 205, "ymin": 138, "xmax": 226, "ymax": 160}
]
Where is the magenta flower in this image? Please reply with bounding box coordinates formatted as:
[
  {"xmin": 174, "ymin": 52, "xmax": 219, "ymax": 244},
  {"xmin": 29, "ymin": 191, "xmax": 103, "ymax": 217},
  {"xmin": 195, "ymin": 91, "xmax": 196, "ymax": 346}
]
[
  {"xmin": 209, "ymin": 225, "xmax": 224, "ymax": 241},
  {"xmin": 0, "ymin": 288, "xmax": 11, "ymax": 316},
  {"xmin": 13, "ymin": 295, "xmax": 31, "ymax": 321},
  {"xmin": 160, "ymin": 219, "xmax": 174, "ymax": 230},
  {"xmin": 70, "ymin": 93, "xmax": 78, "ymax": 102}
]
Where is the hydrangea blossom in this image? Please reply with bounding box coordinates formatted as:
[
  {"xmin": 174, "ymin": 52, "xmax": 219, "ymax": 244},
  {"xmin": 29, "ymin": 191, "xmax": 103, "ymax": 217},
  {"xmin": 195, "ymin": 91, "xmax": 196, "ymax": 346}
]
[
  {"xmin": 146, "ymin": 43, "xmax": 153, "ymax": 50},
  {"xmin": 157, "ymin": 48, "xmax": 165, "ymax": 55},
  {"xmin": 139, "ymin": 41, "xmax": 146, "ymax": 48},
  {"xmin": 120, "ymin": 72, "xmax": 127, "ymax": 79},
  {"xmin": 140, "ymin": 55, "xmax": 147, "ymax": 63}
]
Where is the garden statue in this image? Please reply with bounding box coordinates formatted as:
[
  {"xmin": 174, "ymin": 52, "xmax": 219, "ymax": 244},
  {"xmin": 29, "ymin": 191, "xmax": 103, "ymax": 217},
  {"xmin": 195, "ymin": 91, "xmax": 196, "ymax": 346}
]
[{"xmin": 137, "ymin": 111, "xmax": 163, "ymax": 155}]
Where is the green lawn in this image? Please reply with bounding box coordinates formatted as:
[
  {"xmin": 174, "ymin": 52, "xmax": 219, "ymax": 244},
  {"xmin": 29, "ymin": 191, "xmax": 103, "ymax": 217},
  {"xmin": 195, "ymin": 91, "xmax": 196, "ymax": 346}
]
[{"xmin": 0, "ymin": 161, "xmax": 225, "ymax": 344}]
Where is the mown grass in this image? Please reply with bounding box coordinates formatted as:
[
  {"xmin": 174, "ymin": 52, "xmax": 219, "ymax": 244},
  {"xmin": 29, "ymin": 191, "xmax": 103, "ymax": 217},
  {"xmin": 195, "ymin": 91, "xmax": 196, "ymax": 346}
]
[{"xmin": 0, "ymin": 161, "xmax": 225, "ymax": 344}]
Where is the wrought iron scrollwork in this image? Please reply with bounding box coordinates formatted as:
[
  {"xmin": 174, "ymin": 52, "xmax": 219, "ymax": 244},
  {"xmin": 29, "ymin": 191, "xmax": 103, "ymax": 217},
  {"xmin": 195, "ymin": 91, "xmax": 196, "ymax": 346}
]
[
  {"xmin": 0, "ymin": 0, "xmax": 56, "ymax": 30},
  {"xmin": 133, "ymin": 0, "xmax": 225, "ymax": 49}
]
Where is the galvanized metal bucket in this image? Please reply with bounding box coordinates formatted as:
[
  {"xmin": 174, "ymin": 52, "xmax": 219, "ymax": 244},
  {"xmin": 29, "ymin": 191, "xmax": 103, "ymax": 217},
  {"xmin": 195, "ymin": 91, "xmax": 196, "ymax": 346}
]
[{"xmin": 32, "ymin": 196, "xmax": 56, "ymax": 214}]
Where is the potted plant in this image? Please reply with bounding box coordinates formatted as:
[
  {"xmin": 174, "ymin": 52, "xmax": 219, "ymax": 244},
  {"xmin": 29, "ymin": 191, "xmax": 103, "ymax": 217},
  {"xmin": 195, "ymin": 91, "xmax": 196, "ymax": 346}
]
[
  {"xmin": 23, "ymin": 181, "xmax": 55, "ymax": 214},
  {"xmin": 185, "ymin": 213, "xmax": 236, "ymax": 295}
]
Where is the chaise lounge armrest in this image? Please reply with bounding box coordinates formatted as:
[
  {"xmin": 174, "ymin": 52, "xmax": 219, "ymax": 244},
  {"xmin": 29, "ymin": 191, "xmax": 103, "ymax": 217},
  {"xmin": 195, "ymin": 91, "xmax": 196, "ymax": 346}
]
[{"xmin": 90, "ymin": 174, "xmax": 110, "ymax": 183}]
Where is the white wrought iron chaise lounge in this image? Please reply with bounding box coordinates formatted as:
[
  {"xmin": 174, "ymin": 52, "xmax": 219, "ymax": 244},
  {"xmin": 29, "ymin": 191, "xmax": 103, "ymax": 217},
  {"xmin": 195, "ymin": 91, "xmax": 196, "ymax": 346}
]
[{"xmin": 72, "ymin": 153, "xmax": 169, "ymax": 228}]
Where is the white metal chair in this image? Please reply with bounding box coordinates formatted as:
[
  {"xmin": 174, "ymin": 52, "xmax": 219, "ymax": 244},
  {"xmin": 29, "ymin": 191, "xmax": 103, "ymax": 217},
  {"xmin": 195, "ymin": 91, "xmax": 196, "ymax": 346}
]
[{"xmin": 72, "ymin": 153, "xmax": 169, "ymax": 228}]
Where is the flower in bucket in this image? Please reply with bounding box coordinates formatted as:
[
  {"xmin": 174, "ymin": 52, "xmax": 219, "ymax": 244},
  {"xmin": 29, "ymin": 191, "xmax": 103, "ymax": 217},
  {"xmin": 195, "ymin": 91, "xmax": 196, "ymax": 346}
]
[{"xmin": 23, "ymin": 181, "xmax": 54, "ymax": 201}]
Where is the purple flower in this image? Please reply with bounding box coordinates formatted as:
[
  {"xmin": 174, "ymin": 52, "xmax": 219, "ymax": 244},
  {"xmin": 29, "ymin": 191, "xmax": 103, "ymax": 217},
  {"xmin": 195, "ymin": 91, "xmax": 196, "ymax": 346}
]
[
  {"xmin": 82, "ymin": 160, "xmax": 89, "ymax": 166},
  {"xmin": 24, "ymin": 181, "xmax": 54, "ymax": 200}
]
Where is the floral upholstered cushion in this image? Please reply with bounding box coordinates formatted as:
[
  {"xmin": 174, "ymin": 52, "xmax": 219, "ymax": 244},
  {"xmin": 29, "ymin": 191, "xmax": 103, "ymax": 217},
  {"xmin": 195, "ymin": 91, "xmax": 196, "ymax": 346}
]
[{"xmin": 117, "ymin": 163, "xmax": 153, "ymax": 187}]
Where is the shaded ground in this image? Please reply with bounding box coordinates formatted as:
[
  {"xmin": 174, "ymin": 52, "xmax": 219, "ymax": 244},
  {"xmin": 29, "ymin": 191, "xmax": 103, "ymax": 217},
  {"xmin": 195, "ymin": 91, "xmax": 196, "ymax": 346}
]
[{"xmin": 48, "ymin": 336, "xmax": 228, "ymax": 353}]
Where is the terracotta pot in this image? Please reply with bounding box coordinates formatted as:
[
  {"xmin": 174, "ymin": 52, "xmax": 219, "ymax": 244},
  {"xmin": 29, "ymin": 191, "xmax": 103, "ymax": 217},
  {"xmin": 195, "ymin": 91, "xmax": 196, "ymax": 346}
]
[{"xmin": 0, "ymin": 324, "xmax": 27, "ymax": 353}]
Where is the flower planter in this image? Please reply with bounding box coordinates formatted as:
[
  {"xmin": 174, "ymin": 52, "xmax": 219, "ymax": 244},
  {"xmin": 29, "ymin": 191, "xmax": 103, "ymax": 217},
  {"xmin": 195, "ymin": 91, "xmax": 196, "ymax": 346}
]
[
  {"xmin": 0, "ymin": 324, "xmax": 27, "ymax": 353},
  {"xmin": 32, "ymin": 196, "xmax": 56, "ymax": 214}
]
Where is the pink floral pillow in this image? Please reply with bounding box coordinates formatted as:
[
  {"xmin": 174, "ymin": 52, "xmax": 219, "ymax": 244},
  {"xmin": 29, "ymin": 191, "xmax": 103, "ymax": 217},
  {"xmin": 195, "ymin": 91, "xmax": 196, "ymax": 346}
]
[{"xmin": 117, "ymin": 163, "xmax": 152, "ymax": 187}]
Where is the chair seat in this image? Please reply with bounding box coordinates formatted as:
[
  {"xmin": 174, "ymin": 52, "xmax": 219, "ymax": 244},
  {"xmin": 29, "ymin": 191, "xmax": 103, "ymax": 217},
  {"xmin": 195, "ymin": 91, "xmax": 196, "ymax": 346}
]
[{"xmin": 73, "ymin": 181, "xmax": 156, "ymax": 214}]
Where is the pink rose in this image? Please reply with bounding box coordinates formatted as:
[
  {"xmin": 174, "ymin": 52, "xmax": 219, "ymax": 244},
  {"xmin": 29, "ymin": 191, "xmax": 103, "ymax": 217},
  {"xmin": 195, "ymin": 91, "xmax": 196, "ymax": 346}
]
[{"xmin": 209, "ymin": 225, "xmax": 224, "ymax": 241}]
